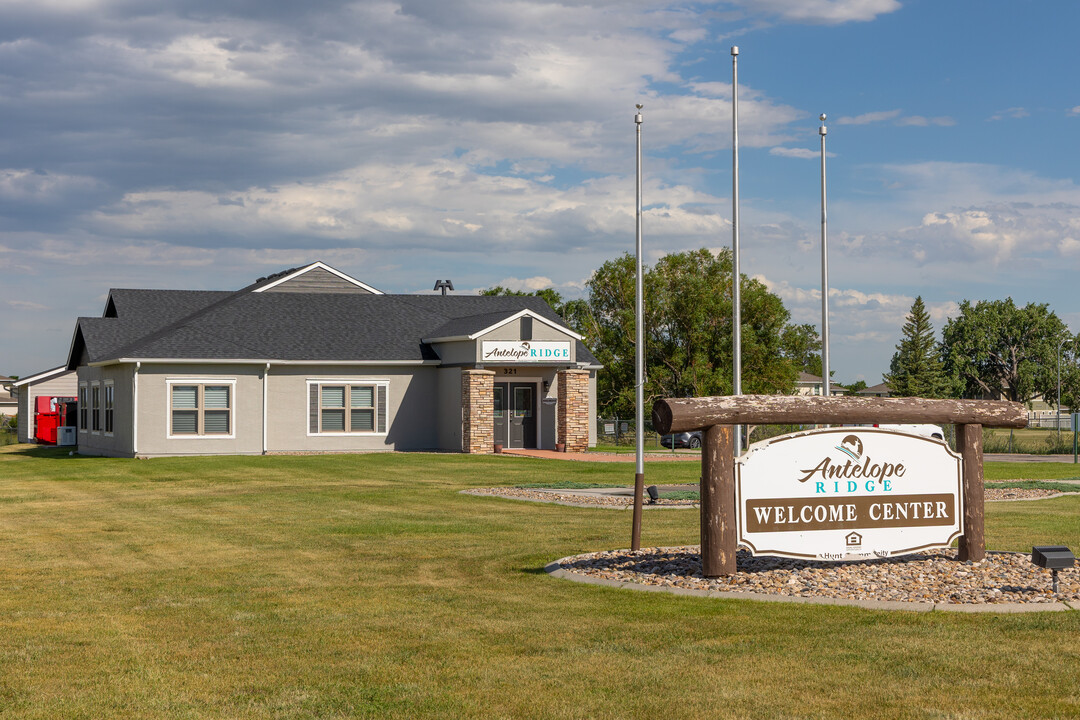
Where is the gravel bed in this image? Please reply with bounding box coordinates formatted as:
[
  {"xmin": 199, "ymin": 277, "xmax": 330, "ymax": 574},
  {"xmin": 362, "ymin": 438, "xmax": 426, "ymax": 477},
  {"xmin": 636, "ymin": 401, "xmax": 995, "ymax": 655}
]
[
  {"xmin": 464, "ymin": 487, "xmax": 697, "ymax": 507},
  {"xmin": 557, "ymin": 546, "xmax": 1080, "ymax": 605},
  {"xmin": 467, "ymin": 486, "xmax": 1064, "ymax": 508}
]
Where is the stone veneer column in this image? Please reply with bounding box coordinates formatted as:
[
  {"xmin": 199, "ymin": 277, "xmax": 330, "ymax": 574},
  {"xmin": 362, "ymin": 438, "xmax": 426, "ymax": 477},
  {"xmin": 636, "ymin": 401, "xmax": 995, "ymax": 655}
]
[
  {"xmin": 557, "ymin": 369, "xmax": 590, "ymax": 452},
  {"xmin": 461, "ymin": 369, "xmax": 496, "ymax": 454}
]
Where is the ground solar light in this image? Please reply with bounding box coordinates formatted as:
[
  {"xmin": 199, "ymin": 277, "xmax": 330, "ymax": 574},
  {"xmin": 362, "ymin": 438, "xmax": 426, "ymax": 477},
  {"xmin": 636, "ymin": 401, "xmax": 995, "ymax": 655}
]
[
  {"xmin": 646, "ymin": 486, "xmax": 660, "ymax": 504},
  {"xmin": 1031, "ymin": 546, "xmax": 1075, "ymax": 595}
]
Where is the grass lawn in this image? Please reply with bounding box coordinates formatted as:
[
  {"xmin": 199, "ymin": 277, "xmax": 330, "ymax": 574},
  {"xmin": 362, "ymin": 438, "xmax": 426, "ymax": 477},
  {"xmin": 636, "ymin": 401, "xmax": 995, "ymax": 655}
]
[{"xmin": 1, "ymin": 445, "xmax": 1079, "ymax": 719}]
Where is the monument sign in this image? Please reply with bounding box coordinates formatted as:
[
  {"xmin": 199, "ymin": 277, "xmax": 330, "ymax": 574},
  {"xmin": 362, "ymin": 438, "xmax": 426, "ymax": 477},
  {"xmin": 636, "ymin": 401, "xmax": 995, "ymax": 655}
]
[{"xmin": 736, "ymin": 428, "xmax": 963, "ymax": 560}]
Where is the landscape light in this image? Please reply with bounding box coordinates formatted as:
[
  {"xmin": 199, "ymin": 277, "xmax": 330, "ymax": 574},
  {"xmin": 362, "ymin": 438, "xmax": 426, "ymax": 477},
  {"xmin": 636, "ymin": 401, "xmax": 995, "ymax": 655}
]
[
  {"xmin": 647, "ymin": 485, "xmax": 660, "ymax": 504},
  {"xmin": 1031, "ymin": 545, "xmax": 1075, "ymax": 595}
]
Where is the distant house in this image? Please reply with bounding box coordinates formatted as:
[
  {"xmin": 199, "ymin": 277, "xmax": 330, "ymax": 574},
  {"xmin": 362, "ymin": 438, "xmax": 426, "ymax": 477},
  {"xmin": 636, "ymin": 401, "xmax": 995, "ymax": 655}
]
[
  {"xmin": 856, "ymin": 381, "xmax": 892, "ymax": 398},
  {"xmin": 0, "ymin": 375, "xmax": 17, "ymax": 422},
  {"xmin": 65, "ymin": 261, "xmax": 600, "ymax": 458},
  {"xmin": 11, "ymin": 367, "xmax": 78, "ymax": 442},
  {"xmin": 795, "ymin": 372, "xmax": 847, "ymax": 397}
]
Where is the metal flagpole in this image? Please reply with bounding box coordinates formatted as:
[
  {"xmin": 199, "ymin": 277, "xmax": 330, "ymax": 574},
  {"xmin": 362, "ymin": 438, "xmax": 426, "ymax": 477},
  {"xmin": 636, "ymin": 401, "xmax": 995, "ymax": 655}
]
[
  {"xmin": 631, "ymin": 105, "xmax": 645, "ymax": 551},
  {"xmin": 819, "ymin": 113, "xmax": 830, "ymax": 398},
  {"xmin": 731, "ymin": 46, "xmax": 742, "ymax": 455}
]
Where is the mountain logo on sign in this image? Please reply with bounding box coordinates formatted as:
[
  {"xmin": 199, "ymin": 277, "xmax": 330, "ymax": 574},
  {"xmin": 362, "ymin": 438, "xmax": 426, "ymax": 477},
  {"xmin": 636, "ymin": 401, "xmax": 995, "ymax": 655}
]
[{"xmin": 835, "ymin": 434, "xmax": 863, "ymax": 461}]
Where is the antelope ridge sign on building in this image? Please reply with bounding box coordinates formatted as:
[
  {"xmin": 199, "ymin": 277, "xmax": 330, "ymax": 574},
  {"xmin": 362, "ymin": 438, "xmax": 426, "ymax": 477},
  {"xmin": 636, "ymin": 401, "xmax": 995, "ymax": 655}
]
[
  {"xmin": 736, "ymin": 428, "xmax": 963, "ymax": 561},
  {"xmin": 481, "ymin": 341, "xmax": 571, "ymax": 363}
]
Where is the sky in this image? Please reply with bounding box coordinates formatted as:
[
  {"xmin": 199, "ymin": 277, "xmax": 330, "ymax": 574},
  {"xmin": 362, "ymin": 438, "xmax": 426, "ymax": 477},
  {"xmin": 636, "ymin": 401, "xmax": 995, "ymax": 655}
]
[{"xmin": 2, "ymin": 0, "xmax": 1079, "ymax": 383}]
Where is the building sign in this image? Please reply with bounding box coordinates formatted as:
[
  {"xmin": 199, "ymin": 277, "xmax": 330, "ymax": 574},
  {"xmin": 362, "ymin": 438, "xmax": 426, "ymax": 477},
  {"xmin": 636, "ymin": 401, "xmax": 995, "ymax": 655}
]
[
  {"xmin": 481, "ymin": 341, "xmax": 571, "ymax": 363},
  {"xmin": 736, "ymin": 428, "xmax": 963, "ymax": 561}
]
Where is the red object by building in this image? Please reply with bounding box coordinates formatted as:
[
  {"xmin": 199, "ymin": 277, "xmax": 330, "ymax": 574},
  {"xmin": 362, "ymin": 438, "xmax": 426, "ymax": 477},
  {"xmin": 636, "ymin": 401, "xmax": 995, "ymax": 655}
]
[{"xmin": 34, "ymin": 396, "xmax": 77, "ymax": 444}]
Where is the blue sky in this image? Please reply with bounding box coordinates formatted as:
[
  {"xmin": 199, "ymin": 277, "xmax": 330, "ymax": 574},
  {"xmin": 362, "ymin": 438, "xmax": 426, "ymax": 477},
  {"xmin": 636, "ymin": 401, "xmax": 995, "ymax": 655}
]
[{"xmin": 2, "ymin": 0, "xmax": 1078, "ymax": 383}]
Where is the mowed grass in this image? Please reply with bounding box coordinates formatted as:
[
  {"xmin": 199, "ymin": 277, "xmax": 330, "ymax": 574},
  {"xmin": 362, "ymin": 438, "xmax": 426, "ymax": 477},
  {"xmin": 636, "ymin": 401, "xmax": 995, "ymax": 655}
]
[{"xmin": 0, "ymin": 446, "xmax": 1078, "ymax": 719}]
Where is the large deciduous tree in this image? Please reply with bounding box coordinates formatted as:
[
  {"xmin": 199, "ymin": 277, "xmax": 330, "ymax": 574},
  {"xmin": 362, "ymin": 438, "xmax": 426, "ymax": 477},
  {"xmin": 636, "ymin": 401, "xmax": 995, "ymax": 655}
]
[
  {"xmin": 941, "ymin": 298, "xmax": 1071, "ymax": 404},
  {"xmin": 587, "ymin": 248, "xmax": 802, "ymax": 417},
  {"xmin": 884, "ymin": 296, "xmax": 952, "ymax": 398}
]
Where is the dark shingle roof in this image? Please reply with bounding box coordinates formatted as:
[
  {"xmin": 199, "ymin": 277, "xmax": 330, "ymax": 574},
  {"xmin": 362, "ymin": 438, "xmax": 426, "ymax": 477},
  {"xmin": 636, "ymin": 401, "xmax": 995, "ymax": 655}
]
[{"xmin": 72, "ymin": 287, "xmax": 598, "ymax": 366}]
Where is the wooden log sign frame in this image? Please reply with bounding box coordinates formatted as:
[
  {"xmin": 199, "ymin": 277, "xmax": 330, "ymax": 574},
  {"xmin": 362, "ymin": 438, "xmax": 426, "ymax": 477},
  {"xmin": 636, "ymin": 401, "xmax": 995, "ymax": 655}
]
[{"xmin": 651, "ymin": 395, "xmax": 1028, "ymax": 577}]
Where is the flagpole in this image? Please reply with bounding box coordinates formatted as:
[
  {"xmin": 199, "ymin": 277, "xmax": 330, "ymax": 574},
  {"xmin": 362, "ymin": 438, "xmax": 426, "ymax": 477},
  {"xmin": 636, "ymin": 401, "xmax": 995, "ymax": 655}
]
[
  {"xmin": 819, "ymin": 113, "xmax": 830, "ymax": 398},
  {"xmin": 631, "ymin": 104, "xmax": 645, "ymax": 551},
  {"xmin": 731, "ymin": 46, "xmax": 742, "ymax": 454}
]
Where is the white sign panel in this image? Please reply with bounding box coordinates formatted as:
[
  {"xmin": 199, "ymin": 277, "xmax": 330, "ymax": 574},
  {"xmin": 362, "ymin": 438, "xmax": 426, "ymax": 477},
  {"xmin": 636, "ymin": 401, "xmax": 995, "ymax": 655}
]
[
  {"xmin": 736, "ymin": 428, "xmax": 963, "ymax": 561},
  {"xmin": 481, "ymin": 341, "xmax": 571, "ymax": 363}
]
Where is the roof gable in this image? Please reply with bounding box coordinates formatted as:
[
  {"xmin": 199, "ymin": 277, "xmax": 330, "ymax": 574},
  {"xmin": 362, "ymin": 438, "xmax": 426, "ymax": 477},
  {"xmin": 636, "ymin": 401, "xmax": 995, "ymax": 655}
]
[{"xmin": 252, "ymin": 262, "xmax": 382, "ymax": 295}]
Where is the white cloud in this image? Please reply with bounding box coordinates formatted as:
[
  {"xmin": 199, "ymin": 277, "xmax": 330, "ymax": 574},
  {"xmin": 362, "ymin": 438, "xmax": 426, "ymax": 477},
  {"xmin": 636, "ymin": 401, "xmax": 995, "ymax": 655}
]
[
  {"xmin": 770, "ymin": 147, "xmax": 817, "ymax": 159},
  {"xmin": 0, "ymin": 168, "xmax": 100, "ymax": 202},
  {"xmin": 836, "ymin": 109, "xmax": 902, "ymax": 125},
  {"xmin": 1068, "ymin": 106, "xmax": 1080, "ymax": 117},
  {"xmin": 837, "ymin": 110, "xmax": 953, "ymax": 127},
  {"xmin": 896, "ymin": 115, "xmax": 955, "ymax": 127},
  {"xmin": 729, "ymin": 0, "xmax": 901, "ymax": 24},
  {"xmin": 988, "ymin": 107, "xmax": 1031, "ymax": 121}
]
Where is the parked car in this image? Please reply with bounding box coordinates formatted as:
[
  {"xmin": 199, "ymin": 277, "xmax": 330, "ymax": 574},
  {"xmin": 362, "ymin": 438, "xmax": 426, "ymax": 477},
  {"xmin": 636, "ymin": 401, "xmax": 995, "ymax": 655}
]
[
  {"xmin": 873, "ymin": 423, "xmax": 945, "ymax": 440},
  {"xmin": 661, "ymin": 431, "xmax": 702, "ymax": 449}
]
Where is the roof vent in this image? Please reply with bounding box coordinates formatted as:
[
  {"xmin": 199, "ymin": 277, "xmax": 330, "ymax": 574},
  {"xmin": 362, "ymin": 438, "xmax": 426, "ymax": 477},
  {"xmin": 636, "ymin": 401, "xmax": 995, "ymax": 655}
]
[{"xmin": 433, "ymin": 279, "xmax": 454, "ymax": 296}]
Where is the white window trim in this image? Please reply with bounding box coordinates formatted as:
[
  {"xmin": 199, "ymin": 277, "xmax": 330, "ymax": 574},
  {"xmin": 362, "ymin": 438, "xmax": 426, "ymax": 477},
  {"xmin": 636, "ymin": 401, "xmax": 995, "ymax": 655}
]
[
  {"xmin": 307, "ymin": 379, "xmax": 390, "ymax": 437},
  {"xmin": 78, "ymin": 382, "xmax": 88, "ymax": 433},
  {"xmin": 104, "ymin": 381, "xmax": 114, "ymax": 437},
  {"xmin": 90, "ymin": 381, "xmax": 102, "ymax": 435},
  {"xmin": 166, "ymin": 378, "xmax": 237, "ymax": 440}
]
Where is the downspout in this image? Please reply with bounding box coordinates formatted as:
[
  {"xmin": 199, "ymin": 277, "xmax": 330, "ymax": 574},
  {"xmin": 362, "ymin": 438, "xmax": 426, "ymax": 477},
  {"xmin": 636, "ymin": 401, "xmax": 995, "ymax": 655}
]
[
  {"xmin": 133, "ymin": 362, "xmax": 140, "ymax": 456},
  {"xmin": 263, "ymin": 362, "xmax": 270, "ymax": 455}
]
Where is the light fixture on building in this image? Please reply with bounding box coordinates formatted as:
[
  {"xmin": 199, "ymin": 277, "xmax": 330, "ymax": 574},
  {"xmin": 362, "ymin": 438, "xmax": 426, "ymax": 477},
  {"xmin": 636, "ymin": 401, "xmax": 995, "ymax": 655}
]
[{"xmin": 433, "ymin": 279, "xmax": 454, "ymax": 295}]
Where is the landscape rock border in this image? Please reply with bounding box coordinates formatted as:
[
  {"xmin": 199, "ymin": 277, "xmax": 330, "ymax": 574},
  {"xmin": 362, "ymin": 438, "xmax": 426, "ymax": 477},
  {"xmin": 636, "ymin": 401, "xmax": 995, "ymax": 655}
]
[{"xmin": 547, "ymin": 546, "xmax": 1079, "ymax": 612}]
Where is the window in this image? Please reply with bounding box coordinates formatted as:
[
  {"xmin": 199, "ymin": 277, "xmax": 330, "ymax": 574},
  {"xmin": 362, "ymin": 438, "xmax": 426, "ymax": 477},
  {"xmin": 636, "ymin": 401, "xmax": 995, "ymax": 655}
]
[
  {"xmin": 169, "ymin": 382, "xmax": 233, "ymax": 437},
  {"xmin": 104, "ymin": 383, "xmax": 114, "ymax": 434},
  {"xmin": 78, "ymin": 385, "xmax": 88, "ymax": 432},
  {"xmin": 309, "ymin": 382, "xmax": 387, "ymax": 434},
  {"xmin": 91, "ymin": 384, "xmax": 101, "ymax": 432}
]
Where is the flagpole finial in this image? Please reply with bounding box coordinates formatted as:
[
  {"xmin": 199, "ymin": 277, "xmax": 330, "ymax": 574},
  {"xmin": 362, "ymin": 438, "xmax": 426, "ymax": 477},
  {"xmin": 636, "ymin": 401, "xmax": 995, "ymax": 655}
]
[
  {"xmin": 819, "ymin": 113, "xmax": 827, "ymax": 135},
  {"xmin": 635, "ymin": 104, "xmax": 643, "ymax": 124},
  {"xmin": 730, "ymin": 45, "xmax": 739, "ymax": 56}
]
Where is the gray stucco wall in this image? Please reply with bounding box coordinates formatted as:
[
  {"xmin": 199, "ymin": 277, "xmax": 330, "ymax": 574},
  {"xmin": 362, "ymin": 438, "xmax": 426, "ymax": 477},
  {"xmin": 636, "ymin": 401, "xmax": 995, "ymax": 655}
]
[
  {"xmin": 127, "ymin": 364, "xmax": 264, "ymax": 457},
  {"xmin": 266, "ymin": 365, "xmax": 439, "ymax": 452},
  {"xmin": 76, "ymin": 365, "xmax": 135, "ymax": 457},
  {"xmin": 437, "ymin": 367, "xmax": 462, "ymax": 451}
]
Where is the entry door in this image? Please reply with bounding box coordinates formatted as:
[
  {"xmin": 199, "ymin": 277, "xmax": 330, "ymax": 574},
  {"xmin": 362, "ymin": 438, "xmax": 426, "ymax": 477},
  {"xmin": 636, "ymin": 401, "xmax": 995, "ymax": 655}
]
[
  {"xmin": 493, "ymin": 384, "xmax": 508, "ymax": 448},
  {"xmin": 508, "ymin": 382, "xmax": 537, "ymax": 449}
]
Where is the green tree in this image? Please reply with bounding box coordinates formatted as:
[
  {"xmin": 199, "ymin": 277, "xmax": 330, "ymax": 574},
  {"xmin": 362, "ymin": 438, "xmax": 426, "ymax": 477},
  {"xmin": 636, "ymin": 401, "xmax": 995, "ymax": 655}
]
[
  {"xmin": 841, "ymin": 380, "xmax": 868, "ymax": 394},
  {"xmin": 779, "ymin": 323, "xmax": 822, "ymax": 377},
  {"xmin": 884, "ymin": 296, "xmax": 952, "ymax": 398},
  {"xmin": 941, "ymin": 298, "xmax": 1071, "ymax": 403},
  {"xmin": 586, "ymin": 248, "xmax": 801, "ymax": 417}
]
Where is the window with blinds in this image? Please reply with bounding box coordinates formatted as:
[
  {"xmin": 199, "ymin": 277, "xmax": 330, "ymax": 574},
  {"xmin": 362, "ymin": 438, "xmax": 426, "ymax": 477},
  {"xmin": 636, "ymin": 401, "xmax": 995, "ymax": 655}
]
[
  {"xmin": 170, "ymin": 383, "xmax": 232, "ymax": 436},
  {"xmin": 311, "ymin": 383, "xmax": 385, "ymax": 434}
]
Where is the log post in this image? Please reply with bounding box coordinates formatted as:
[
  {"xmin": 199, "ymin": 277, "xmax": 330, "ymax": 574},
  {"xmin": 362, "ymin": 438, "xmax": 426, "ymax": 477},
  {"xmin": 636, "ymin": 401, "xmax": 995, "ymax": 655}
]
[
  {"xmin": 701, "ymin": 424, "xmax": 736, "ymax": 577},
  {"xmin": 957, "ymin": 423, "xmax": 985, "ymax": 562}
]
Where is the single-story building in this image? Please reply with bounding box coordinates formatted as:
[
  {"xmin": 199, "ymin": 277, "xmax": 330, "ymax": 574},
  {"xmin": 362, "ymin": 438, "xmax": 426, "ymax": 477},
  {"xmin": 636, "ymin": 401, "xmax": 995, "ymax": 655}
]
[
  {"xmin": 0, "ymin": 375, "xmax": 17, "ymax": 423},
  {"xmin": 65, "ymin": 261, "xmax": 600, "ymax": 458},
  {"xmin": 795, "ymin": 372, "xmax": 847, "ymax": 397},
  {"xmin": 11, "ymin": 366, "xmax": 79, "ymax": 442},
  {"xmin": 856, "ymin": 381, "xmax": 891, "ymax": 398}
]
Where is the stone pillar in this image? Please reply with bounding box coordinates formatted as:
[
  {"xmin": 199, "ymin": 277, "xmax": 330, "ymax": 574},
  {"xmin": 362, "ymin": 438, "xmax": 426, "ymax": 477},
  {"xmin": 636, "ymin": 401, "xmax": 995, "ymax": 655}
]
[
  {"xmin": 557, "ymin": 369, "xmax": 590, "ymax": 452},
  {"xmin": 461, "ymin": 369, "xmax": 495, "ymax": 454}
]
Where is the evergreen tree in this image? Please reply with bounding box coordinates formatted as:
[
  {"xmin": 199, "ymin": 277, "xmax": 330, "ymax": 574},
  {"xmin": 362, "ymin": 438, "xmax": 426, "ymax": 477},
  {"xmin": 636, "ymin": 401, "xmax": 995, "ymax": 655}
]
[{"xmin": 885, "ymin": 296, "xmax": 951, "ymax": 398}]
